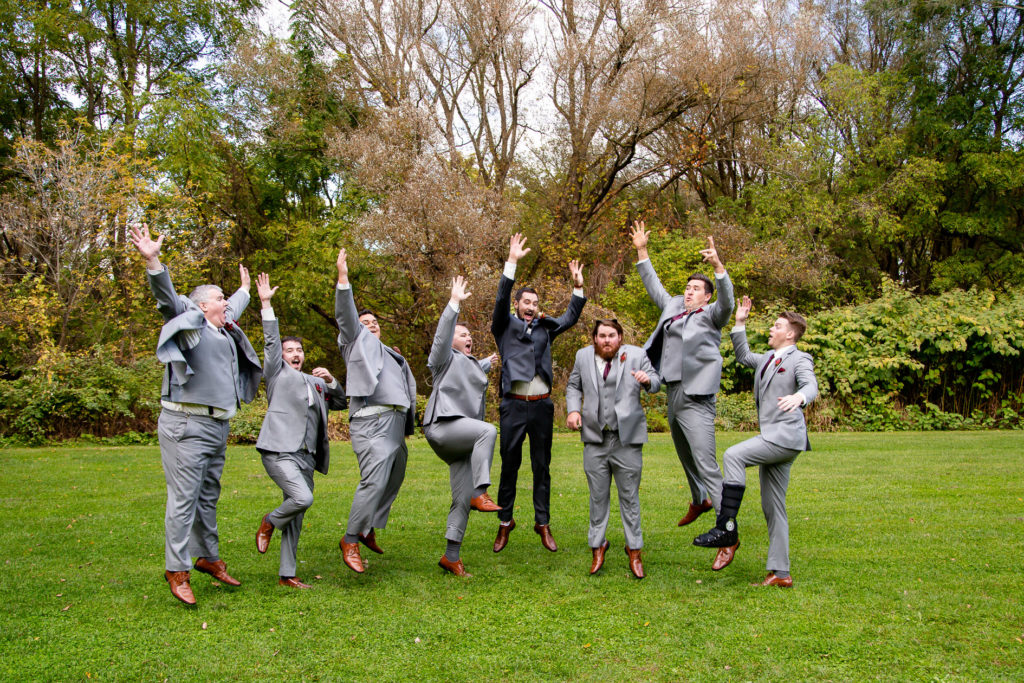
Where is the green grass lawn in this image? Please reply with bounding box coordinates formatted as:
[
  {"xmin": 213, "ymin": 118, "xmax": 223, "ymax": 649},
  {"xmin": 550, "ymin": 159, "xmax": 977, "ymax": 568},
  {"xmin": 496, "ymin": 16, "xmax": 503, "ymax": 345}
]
[{"xmin": 1, "ymin": 432, "xmax": 1021, "ymax": 681}]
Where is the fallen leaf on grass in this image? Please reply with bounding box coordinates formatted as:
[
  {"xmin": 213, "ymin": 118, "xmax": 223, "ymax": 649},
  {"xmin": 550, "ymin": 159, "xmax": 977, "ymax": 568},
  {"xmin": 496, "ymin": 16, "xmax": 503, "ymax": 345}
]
[
  {"xmin": 583, "ymin": 644, "xmax": 590, "ymax": 648},
  {"xmin": 414, "ymin": 637, "xmax": 421, "ymax": 643},
  {"xmin": 270, "ymin": 628, "xmax": 275, "ymax": 632},
  {"xmin": 202, "ymin": 622, "xmax": 208, "ymax": 630},
  {"xmin": 62, "ymin": 605, "xmax": 71, "ymax": 611}
]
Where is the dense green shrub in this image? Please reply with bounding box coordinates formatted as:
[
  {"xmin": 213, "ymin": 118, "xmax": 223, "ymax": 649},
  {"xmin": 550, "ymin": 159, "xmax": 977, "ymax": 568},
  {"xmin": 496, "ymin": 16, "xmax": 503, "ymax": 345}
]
[
  {"xmin": 718, "ymin": 279, "xmax": 1024, "ymax": 430},
  {"xmin": 0, "ymin": 344, "xmax": 163, "ymax": 445}
]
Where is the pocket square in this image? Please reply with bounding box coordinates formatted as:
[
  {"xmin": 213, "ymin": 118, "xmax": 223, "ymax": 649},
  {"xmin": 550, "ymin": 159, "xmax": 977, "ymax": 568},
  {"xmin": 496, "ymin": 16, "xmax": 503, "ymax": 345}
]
[{"xmin": 776, "ymin": 367, "xmax": 786, "ymax": 374}]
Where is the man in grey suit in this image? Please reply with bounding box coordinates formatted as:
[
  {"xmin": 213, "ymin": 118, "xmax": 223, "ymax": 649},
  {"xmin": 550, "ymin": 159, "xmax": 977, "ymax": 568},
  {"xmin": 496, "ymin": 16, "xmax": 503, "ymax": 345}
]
[
  {"xmin": 423, "ymin": 276, "xmax": 502, "ymax": 577},
  {"xmin": 630, "ymin": 220, "xmax": 734, "ymax": 528},
  {"xmin": 253, "ymin": 273, "xmax": 347, "ymax": 588},
  {"xmin": 130, "ymin": 224, "xmax": 262, "ymax": 606},
  {"xmin": 566, "ymin": 320, "xmax": 660, "ymax": 578},
  {"xmin": 492, "ymin": 233, "xmax": 586, "ymax": 553},
  {"xmin": 334, "ymin": 248, "xmax": 417, "ymax": 574},
  {"xmin": 694, "ymin": 296, "xmax": 818, "ymax": 587}
]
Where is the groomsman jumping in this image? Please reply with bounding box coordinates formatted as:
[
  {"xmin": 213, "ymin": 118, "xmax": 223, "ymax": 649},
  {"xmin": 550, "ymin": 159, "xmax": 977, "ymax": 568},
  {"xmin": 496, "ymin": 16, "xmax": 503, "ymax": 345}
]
[
  {"xmin": 253, "ymin": 273, "xmax": 347, "ymax": 588},
  {"xmin": 423, "ymin": 275, "xmax": 501, "ymax": 577},
  {"xmin": 693, "ymin": 296, "xmax": 818, "ymax": 587},
  {"xmin": 566, "ymin": 320, "xmax": 660, "ymax": 578},
  {"xmin": 334, "ymin": 249, "xmax": 417, "ymax": 574},
  {"xmin": 491, "ymin": 233, "xmax": 586, "ymax": 553},
  {"xmin": 131, "ymin": 224, "xmax": 262, "ymax": 606},
  {"xmin": 630, "ymin": 221, "xmax": 734, "ymax": 528}
]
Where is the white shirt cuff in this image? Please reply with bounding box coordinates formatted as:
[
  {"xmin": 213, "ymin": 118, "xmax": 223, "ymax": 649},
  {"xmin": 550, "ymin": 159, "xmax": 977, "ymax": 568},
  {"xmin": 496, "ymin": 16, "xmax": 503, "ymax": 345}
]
[
  {"xmin": 636, "ymin": 257, "xmax": 650, "ymax": 265},
  {"xmin": 448, "ymin": 301, "xmax": 460, "ymax": 313},
  {"xmin": 732, "ymin": 324, "xmax": 746, "ymax": 332},
  {"xmin": 572, "ymin": 287, "xmax": 584, "ymax": 297},
  {"xmin": 503, "ymin": 262, "xmax": 517, "ymax": 279},
  {"xmin": 261, "ymin": 307, "xmax": 275, "ymax": 321},
  {"xmin": 327, "ymin": 378, "xmax": 339, "ymax": 390},
  {"xmin": 715, "ymin": 271, "xmax": 726, "ymax": 279},
  {"xmin": 337, "ymin": 282, "xmax": 351, "ymax": 291},
  {"xmin": 147, "ymin": 267, "xmax": 164, "ymax": 276},
  {"xmin": 795, "ymin": 391, "xmax": 807, "ymax": 406}
]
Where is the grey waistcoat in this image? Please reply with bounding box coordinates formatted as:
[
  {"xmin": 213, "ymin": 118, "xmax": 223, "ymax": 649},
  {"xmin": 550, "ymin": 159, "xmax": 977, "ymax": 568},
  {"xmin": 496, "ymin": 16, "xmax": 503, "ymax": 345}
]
[
  {"xmin": 349, "ymin": 351, "xmax": 412, "ymax": 415},
  {"xmin": 163, "ymin": 326, "xmax": 240, "ymax": 410},
  {"xmin": 599, "ymin": 362, "xmax": 619, "ymax": 431}
]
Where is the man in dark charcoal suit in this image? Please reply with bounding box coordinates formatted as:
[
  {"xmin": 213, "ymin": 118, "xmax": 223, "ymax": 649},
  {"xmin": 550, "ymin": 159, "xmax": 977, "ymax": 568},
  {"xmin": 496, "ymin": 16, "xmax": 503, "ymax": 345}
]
[{"xmin": 491, "ymin": 233, "xmax": 586, "ymax": 554}]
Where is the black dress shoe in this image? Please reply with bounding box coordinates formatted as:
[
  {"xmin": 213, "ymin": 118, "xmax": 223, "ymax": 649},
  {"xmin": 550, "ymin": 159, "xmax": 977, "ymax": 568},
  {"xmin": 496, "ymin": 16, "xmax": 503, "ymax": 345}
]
[{"xmin": 693, "ymin": 524, "xmax": 738, "ymax": 548}]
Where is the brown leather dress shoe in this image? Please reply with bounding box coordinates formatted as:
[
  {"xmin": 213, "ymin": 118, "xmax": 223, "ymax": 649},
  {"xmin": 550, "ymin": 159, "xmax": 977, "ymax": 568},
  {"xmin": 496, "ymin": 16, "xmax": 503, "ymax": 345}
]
[
  {"xmin": 590, "ymin": 540, "xmax": 610, "ymax": 575},
  {"xmin": 755, "ymin": 572, "xmax": 793, "ymax": 588},
  {"xmin": 194, "ymin": 557, "xmax": 241, "ymax": 586},
  {"xmin": 256, "ymin": 514, "xmax": 274, "ymax": 554},
  {"xmin": 358, "ymin": 529, "xmax": 384, "ymax": 554},
  {"xmin": 470, "ymin": 492, "xmax": 502, "ymax": 512},
  {"xmin": 340, "ymin": 540, "xmax": 365, "ymax": 573},
  {"xmin": 625, "ymin": 547, "xmax": 645, "ymax": 579},
  {"xmin": 165, "ymin": 570, "xmax": 197, "ymax": 605},
  {"xmin": 279, "ymin": 576, "xmax": 313, "ymax": 589},
  {"xmin": 677, "ymin": 498, "xmax": 713, "ymax": 526},
  {"xmin": 438, "ymin": 556, "xmax": 472, "ymax": 577},
  {"xmin": 493, "ymin": 520, "xmax": 516, "ymax": 553},
  {"xmin": 534, "ymin": 523, "xmax": 558, "ymax": 552},
  {"xmin": 712, "ymin": 541, "xmax": 739, "ymax": 571}
]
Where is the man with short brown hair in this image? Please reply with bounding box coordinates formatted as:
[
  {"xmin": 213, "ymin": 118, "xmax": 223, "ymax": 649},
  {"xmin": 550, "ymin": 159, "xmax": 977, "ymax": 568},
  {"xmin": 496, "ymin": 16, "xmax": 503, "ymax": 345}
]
[{"xmin": 693, "ymin": 296, "xmax": 817, "ymax": 587}]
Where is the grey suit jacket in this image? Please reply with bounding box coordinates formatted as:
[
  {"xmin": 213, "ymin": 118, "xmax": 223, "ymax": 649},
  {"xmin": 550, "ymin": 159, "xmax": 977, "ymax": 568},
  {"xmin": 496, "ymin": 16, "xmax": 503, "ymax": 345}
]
[
  {"xmin": 334, "ymin": 286, "xmax": 417, "ymax": 435},
  {"xmin": 638, "ymin": 260, "xmax": 734, "ymax": 396},
  {"xmin": 491, "ymin": 272, "xmax": 586, "ymax": 395},
  {"xmin": 732, "ymin": 330, "xmax": 818, "ymax": 451},
  {"xmin": 149, "ymin": 266, "xmax": 262, "ymax": 403},
  {"xmin": 256, "ymin": 316, "xmax": 347, "ymax": 474},
  {"xmin": 566, "ymin": 344, "xmax": 661, "ymax": 446},
  {"xmin": 423, "ymin": 304, "xmax": 493, "ymax": 425}
]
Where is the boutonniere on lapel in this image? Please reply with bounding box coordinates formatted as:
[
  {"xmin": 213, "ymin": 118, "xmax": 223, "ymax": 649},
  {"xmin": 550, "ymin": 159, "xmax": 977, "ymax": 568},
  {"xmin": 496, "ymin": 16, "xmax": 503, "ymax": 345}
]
[
  {"xmin": 776, "ymin": 367, "xmax": 786, "ymax": 374},
  {"xmin": 224, "ymin": 320, "xmax": 236, "ymax": 331},
  {"xmin": 538, "ymin": 312, "xmax": 546, "ymax": 320},
  {"xmin": 774, "ymin": 357, "xmax": 782, "ymax": 367},
  {"xmin": 315, "ymin": 384, "xmax": 323, "ymax": 394},
  {"xmin": 620, "ymin": 352, "xmax": 627, "ymax": 363}
]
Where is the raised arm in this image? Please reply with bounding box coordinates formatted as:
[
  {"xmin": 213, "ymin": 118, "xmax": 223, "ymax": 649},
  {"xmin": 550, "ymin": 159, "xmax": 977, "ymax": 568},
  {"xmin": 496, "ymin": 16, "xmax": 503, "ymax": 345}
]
[
  {"xmin": 334, "ymin": 248, "xmax": 362, "ymax": 345},
  {"xmin": 429, "ymin": 276, "xmax": 470, "ymax": 375},
  {"xmin": 730, "ymin": 296, "xmax": 762, "ymax": 369},
  {"xmin": 632, "ymin": 222, "xmax": 672, "ymax": 311},
  {"xmin": 702, "ymin": 236, "xmax": 734, "ymax": 328},
  {"xmin": 549, "ymin": 259, "xmax": 587, "ymax": 337},
  {"xmin": 492, "ymin": 233, "xmax": 529, "ymax": 339},
  {"xmin": 225, "ymin": 264, "xmax": 252, "ymax": 323},
  {"xmin": 131, "ymin": 223, "xmax": 184, "ymax": 321},
  {"xmin": 258, "ymin": 272, "xmax": 284, "ymax": 380}
]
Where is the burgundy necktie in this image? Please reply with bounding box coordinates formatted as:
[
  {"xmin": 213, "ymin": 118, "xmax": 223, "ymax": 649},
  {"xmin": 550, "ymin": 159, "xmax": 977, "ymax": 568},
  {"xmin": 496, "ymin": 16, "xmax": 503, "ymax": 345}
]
[
  {"xmin": 760, "ymin": 353, "xmax": 775, "ymax": 379},
  {"xmin": 603, "ymin": 360, "xmax": 612, "ymax": 381}
]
